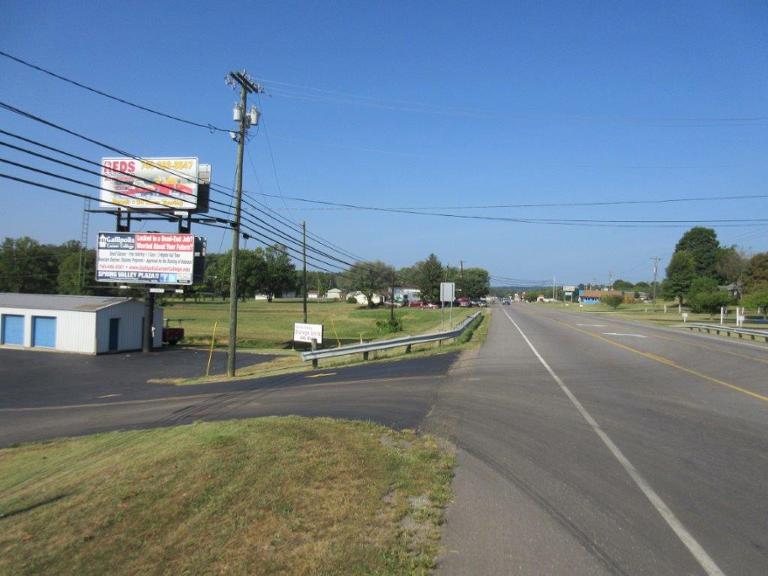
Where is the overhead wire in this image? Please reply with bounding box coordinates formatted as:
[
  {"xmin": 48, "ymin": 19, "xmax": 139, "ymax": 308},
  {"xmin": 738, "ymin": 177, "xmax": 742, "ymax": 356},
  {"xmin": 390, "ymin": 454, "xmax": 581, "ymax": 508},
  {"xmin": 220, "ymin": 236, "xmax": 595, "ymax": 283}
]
[
  {"xmin": 0, "ymin": 104, "xmax": 370, "ymax": 268},
  {"xmin": 0, "ymin": 49, "xmax": 229, "ymax": 133}
]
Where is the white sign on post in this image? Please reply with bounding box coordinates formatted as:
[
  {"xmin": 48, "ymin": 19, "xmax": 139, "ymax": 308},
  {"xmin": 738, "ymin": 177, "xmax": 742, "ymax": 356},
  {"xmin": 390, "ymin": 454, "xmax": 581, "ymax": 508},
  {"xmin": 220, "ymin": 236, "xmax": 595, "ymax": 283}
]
[
  {"xmin": 294, "ymin": 323, "xmax": 323, "ymax": 344},
  {"xmin": 440, "ymin": 282, "xmax": 455, "ymax": 303}
]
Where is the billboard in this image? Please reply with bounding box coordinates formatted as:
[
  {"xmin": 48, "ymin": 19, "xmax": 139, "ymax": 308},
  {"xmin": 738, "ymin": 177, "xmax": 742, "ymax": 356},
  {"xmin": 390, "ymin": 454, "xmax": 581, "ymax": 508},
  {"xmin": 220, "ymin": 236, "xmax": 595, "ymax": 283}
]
[
  {"xmin": 96, "ymin": 232, "xmax": 195, "ymax": 285},
  {"xmin": 100, "ymin": 157, "xmax": 199, "ymax": 210}
]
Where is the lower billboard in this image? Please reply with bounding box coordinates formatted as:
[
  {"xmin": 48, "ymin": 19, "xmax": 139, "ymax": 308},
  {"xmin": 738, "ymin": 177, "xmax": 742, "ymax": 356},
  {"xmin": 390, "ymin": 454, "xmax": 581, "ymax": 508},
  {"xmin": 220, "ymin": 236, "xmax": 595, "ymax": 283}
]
[{"xmin": 96, "ymin": 232, "xmax": 195, "ymax": 285}]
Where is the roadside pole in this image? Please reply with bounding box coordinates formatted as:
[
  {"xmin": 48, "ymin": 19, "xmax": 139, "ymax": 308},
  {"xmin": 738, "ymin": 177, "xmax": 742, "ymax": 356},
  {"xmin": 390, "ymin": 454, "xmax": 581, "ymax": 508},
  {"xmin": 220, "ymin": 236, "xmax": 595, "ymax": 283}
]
[
  {"xmin": 226, "ymin": 70, "xmax": 262, "ymax": 377},
  {"xmin": 303, "ymin": 221, "xmax": 308, "ymax": 324},
  {"xmin": 651, "ymin": 256, "xmax": 660, "ymax": 312},
  {"xmin": 143, "ymin": 288, "xmax": 154, "ymax": 353},
  {"xmin": 390, "ymin": 270, "xmax": 395, "ymax": 324}
]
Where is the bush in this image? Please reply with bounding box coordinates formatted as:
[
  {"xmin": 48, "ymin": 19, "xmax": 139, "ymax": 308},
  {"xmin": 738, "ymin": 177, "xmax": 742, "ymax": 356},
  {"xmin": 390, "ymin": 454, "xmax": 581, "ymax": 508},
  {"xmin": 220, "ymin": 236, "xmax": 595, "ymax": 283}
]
[
  {"xmin": 688, "ymin": 290, "xmax": 733, "ymax": 315},
  {"xmin": 376, "ymin": 317, "xmax": 402, "ymax": 334},
  {"xmin": 346, "ymin": 296, "xmax": 357, "ymax": 304},
  {"xmin": 742, "ymin": 285, "xmax": 768, "ymax": 317},
  {"xmin": 603, "ymin": 295, "xmax": 624, "ymax": 309}
]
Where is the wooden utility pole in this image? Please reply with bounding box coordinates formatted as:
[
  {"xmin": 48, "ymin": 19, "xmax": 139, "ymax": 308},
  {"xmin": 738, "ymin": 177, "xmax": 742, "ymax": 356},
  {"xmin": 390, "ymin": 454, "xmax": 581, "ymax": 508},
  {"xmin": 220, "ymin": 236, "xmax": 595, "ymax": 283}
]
[
  {"xmin": 226, "ymin": 70, "xmax": 262, "ymax": 377},
  {"xmin": 303, "ymin": 221, "xmax": 308, "ymax": 323}
]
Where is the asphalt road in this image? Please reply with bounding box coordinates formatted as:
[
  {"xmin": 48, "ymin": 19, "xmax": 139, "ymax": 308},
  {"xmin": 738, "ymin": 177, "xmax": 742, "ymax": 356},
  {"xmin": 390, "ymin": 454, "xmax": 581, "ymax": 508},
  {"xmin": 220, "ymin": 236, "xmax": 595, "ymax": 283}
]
[
  {"xmin": 2, "ymin": 305, "xmax": 767, "ymax": 575},
  {"xmin": 0, "ymin": 347, "xmax": 458, "ymax": 446},
  {"xmin": 426, "ymin": 304, "xmax": 768, "ymax": 575}
]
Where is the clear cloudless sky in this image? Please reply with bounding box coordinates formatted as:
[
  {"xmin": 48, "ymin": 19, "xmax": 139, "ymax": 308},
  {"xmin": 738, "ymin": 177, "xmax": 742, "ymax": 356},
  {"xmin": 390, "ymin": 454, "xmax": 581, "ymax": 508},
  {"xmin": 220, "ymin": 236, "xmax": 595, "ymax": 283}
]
[{"xmin": 1, "ymin": 0, "xmax": 766, "ymax": 285}]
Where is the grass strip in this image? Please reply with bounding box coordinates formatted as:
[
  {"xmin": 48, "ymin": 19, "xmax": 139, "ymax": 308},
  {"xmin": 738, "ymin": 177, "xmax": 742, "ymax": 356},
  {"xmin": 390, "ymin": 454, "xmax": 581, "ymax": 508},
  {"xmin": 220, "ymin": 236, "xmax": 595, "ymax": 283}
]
[
  {"xmin": 155, "ymin": 310, "xmax": 491, "ymax": 385},
  {"xmin": 0, "ymin": 417, "xmax": 455, "ymax": 576}
]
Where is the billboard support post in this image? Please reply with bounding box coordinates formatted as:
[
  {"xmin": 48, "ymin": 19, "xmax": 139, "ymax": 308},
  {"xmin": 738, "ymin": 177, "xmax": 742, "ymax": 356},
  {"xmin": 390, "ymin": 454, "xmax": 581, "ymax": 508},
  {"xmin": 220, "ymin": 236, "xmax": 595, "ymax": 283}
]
[
  {"xmin": 143, "ymin": 289, "xmax": 155, "ymax": 353},
  {"xmin": 116, "ymin": 210, "xmax": 131, "ymax": 232},
  {"xmin": 226, "ymin": 70, "xmax": 263, "ymax": 378}
]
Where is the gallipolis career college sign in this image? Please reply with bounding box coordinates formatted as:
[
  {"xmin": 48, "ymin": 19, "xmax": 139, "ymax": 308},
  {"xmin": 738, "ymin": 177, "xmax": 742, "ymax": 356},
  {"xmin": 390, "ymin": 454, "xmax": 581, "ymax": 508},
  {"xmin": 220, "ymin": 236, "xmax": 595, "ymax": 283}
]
[{"xmin": 95, "ymin": 232, "xmax": 195, "ymax": 285}]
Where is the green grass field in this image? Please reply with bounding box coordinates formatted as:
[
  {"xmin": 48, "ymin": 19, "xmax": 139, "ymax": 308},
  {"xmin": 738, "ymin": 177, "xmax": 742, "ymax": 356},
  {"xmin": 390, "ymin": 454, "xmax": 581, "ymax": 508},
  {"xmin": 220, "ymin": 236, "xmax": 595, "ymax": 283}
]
[
  {"xmin": 539, "ymin": 300, "xmax": 767, "ymax": 329},
  {"xmin": 162, "ymin": 299, "xmax": 475, "ymax": 349},
  {"xmin": 154, "ymin": 309, "xmax": 490, "ymax": 385},
  {"xmin": 0, "ymin": 417, "xmax": 455, "ymax": 576}
]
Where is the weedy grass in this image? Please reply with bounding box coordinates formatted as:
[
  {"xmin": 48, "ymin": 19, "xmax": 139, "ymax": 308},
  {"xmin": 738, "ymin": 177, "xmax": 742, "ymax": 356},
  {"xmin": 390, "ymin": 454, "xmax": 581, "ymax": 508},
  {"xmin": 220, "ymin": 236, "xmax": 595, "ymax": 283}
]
[
  {"xmin": 155, "ymin": 310, "xmax": 490, "ymax": 385},
  {"xmin": 0, "ymin": 417, "xmax": 455, "ymax": 576},
  {"xmin": 163, "ymin": 299, "xmax": 474, "ymax": 349}
]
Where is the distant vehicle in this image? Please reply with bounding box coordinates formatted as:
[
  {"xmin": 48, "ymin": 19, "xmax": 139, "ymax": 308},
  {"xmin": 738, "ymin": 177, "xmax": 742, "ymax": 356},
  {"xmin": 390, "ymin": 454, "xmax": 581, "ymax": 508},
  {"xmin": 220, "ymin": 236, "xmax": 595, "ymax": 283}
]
[
  {"xmin": 502, "ymin": 298, "xmax": 511, "ymax": 305},
  {"xmin": 457, "ymin": 297, "xmax": 472, "ymax": 307}
]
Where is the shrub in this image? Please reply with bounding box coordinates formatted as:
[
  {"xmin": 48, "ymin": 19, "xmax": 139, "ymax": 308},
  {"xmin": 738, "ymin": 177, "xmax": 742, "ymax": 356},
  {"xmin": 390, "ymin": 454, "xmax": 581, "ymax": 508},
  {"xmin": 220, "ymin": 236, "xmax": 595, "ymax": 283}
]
[
  {"xmin": 346, "ymin": 296, "xmax": 357, "ymax": 304},
  {"xmin": 688, "ymin": 290, "xmax": 733, "ymax": 315},
  {"xmin": 603, "ymin": 295, "xmax": 624, "ymax": 309},
  {"xmin": 376, "ymin": 317, "xmax": 402, "ymax": 334}
]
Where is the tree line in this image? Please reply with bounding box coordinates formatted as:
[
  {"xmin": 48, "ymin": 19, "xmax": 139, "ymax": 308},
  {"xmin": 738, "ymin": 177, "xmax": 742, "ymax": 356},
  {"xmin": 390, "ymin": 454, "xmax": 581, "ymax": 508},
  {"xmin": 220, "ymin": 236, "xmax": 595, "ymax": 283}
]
[
  {"xmin": 663, "ymin": 227, "xmax": 768, "ymax": 313},
  {"xmin": 0, "ymin": 237, "xmax": 490, "ymax": 306}
]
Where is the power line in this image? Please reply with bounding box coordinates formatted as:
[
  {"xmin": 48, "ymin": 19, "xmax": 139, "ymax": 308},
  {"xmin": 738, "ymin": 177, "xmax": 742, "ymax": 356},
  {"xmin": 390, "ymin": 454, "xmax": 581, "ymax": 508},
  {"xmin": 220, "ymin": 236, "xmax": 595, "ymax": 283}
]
[
  {"xmin": 0, "ymin": 124, "xmax": 363, "ymax": 269},
  {"xmin": 0, "ymin": 49, "xmax": 229, "ymax": 133},
  {"xmin": 0, "ymin": 108, "xmax": 368, "ymax": 265}
]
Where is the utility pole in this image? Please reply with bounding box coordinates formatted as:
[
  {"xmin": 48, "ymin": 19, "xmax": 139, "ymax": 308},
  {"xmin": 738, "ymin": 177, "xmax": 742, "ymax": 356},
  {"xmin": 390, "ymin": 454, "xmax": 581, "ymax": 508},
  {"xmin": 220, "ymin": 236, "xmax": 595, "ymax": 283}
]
[
  {"xmin": 390, "ymin": 270, "xmax": 396, "ymax": 323},
  {"xmin": 303, "ymin": 221, "xmax": 308, "ymax": 323},
  {"xmin": 226, "ymin": 70, "xmax": 262, "ymax": 377},
  {"xmin": 651, "ymin": 256, "xmax": 660, "ymax": 308},
  {"xmin": 553, "ymin": 276, "xmax": 556, "ymax": 300}
]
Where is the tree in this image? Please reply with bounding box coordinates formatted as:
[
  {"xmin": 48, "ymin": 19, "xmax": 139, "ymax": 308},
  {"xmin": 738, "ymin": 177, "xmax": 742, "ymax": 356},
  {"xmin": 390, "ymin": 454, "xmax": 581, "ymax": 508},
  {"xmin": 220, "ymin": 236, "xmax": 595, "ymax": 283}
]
[
  {"xmin": 0, "ymin": 237, "xmax": 59, "ymax": 293},
  {"xmin": 57, "ymin": 249, "xmax": 96, "ymax": 295},
  {"xmin": 417, "ymin": 254, "xmax": 443, "ymax": 304},
  {"xmin": 715, "ymin": 247, "xmax": 746, "ymax": 284},
  {"xmin": 687, "ymin": 276, "xmax": 719, "ymax": 299},
  {"xmin": 613, "ymin": 279, "xmax": 634, "ymax": 291},
  {"xmin": 742, "ymin": 284, "xmax": 768, "ymax": 318},
  {"xmin": 603, "ymin": 294, "xmax": 624, "ymax": 310},
  {"xmin": 341, "ymin": 261, "xmax": 393, "ymax": 307},
  {"xmin": 396, "ymin": 265, "xmax": 419, "ymax": 287},
  {"xmin": 673, "ymin": 227, "xmax": 720, "ymax": 279},
  {"xmin": 663, "ymin": 251, "xmax": 696, "ymax": 304},
  {"xmin": 259, "ymin": 244, "xmax": 296, "ymax": 301},
  {"xmin": 460, "ymin": 268, "xmax": 490, "ymax": 299},
  {"xmin": 744, "ymin": 252, "xmax": 768, "ymax": 288}
]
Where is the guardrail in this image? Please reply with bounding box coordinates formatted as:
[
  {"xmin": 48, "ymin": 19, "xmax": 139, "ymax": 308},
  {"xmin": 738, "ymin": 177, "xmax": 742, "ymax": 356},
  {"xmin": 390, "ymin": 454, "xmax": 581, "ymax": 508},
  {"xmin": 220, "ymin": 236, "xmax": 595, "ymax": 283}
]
[
  {"xmin": 301, "ymin": 311, "xmax": 483, "ymax": 367},
  {"xmin": 681, "ymin": 323, "xmax": 768, "ymax": 342}
]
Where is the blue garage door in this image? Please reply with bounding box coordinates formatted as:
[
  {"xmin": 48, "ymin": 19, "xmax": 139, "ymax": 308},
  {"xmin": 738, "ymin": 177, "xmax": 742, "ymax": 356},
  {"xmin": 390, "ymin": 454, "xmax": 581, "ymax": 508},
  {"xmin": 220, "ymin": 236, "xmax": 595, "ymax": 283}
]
[
  {"xmin": 32, "ymin": 316, "xmax": 56, "ymax": 348},
  {"xmin": 1, "ymin": 314, "xmax": 24, "ymax": 345}
]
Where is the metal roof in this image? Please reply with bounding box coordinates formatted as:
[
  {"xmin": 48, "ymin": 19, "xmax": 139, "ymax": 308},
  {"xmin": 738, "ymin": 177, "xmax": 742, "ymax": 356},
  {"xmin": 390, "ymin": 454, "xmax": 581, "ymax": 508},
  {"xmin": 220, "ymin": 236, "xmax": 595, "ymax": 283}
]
[{"xmin": 0, "ymin": 293, "xmax": 135, "ymax": 312}]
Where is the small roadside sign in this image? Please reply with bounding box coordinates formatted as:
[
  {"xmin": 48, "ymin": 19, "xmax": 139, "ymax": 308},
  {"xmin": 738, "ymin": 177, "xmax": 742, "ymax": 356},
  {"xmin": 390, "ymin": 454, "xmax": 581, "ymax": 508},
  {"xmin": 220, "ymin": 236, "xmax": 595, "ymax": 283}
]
[
  {"xmin": 294, "ymin": 322, "xmax": 323, "ymax": 344},
  {"xmin": 440, "ymin": 282, "xmax": 455, "ymax": 303}
]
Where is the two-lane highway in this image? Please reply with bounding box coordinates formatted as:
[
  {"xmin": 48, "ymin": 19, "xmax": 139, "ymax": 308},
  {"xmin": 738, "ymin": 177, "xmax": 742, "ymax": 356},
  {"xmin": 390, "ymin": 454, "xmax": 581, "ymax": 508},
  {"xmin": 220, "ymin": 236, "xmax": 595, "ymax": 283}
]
[{"xmin": 429, "ymin": 304, "xmax": 767, "ymax": 575}]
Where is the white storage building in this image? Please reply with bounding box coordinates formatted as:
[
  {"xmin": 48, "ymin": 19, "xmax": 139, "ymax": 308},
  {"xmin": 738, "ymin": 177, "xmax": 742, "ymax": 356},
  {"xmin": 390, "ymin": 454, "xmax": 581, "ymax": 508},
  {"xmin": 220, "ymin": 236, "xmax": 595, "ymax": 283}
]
[{"xmin": 0, "ymin": 293, "xmax": 162, "ymax": 354}]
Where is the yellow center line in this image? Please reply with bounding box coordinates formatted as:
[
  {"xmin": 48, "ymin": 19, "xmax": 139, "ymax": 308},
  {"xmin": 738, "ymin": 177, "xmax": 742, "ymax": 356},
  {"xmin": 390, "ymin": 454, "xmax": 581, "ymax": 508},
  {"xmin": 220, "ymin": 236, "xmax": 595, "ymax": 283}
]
[
  {"xmin": 650, "ymin": 332, "xmax": 768, "ymax": 366},
  {"xmin": 548, "ymin": 317, "xmax": 768, "ymax": 403}
]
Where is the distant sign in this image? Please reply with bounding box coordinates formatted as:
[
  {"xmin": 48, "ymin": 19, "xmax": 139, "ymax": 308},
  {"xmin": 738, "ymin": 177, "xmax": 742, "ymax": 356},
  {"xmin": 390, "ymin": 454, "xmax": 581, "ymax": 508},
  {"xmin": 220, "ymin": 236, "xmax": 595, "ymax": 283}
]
[
  {"xmin": 96, "ymin": 232, "xmax": 195, "ymax": 285},
  {"xmin": 440, "ymin": 282, "xmax": 455, "ymax": 303},
  {"xmin": 294, "ymin": 323, "xmax": 323, "ymax": 344},
  {"xmin": 564, "ymin": 285, "xmax": 577, "ymax": 292},
  {"xmin": 100, "ymin": 157, "xmax": 199, "ymax": 211}
]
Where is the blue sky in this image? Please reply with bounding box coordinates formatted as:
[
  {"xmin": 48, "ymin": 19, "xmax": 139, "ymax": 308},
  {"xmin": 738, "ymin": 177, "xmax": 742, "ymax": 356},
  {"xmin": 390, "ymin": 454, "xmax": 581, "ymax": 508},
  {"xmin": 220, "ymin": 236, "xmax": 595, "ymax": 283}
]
[{"xmin": 1, "ymin": 0, "xmax": 766, "ymax": 285}]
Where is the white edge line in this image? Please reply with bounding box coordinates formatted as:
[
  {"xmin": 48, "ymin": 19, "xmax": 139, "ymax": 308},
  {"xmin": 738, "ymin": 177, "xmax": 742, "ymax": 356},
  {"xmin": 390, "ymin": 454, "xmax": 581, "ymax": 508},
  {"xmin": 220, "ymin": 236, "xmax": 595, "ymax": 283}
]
[{"xmin": 501, "ymin": 308, "xmax": 726, "ymax": 576}]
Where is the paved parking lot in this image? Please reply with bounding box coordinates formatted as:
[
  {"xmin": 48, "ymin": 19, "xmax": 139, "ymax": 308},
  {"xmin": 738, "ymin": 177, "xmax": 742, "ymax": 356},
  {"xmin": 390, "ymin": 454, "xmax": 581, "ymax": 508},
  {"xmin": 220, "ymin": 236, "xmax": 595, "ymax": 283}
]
[{"xmin": 0, "ymin": 347, "xmax": 272, "ymax": 408}]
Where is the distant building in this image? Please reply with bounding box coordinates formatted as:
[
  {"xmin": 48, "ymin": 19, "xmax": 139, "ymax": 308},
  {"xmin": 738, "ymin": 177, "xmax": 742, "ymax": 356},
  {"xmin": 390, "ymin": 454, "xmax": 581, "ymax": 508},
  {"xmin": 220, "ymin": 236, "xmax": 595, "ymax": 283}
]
[
  {"xmin": 326, "ymin": 288, "xmax": 343, "ymax": 300},
  {"xmin": 349, "ymin": 291, "xmax": 382, "ymax": 306},
  {"xmin": 307, "ymin": 290, "xmax": 320, "ymax": 300},
  {"xmin": 394, "ymin": 287, "xmax": 421, "ymax": 305},
  {"xmin": 578, "ymin": 289, "xmax": 624, "ymax": 304}
]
